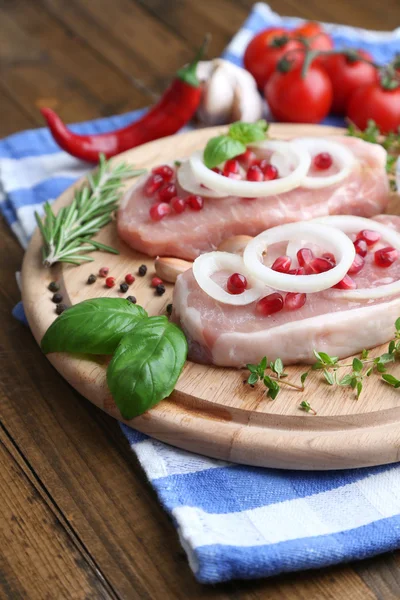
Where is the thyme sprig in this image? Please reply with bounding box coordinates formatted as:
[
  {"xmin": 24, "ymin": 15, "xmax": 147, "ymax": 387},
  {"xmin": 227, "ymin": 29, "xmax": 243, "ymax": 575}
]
[
  {"xmin": 35, "ymin": 153, "xmax": 146, "ymax": 267},
  {"xmin": 246, "ymin": 356, "xmax": 305, "ymax": 400},
  {"xmin": 347, "ymin": 119, "xmax": 400, "ymax": 189},
  {"xmin": 312, "ymin": 318, "xmax": 400, "ymax": 399},
  {"xmin": 245, "ymin": 319, "xmax": 400, "ymax": 413}
]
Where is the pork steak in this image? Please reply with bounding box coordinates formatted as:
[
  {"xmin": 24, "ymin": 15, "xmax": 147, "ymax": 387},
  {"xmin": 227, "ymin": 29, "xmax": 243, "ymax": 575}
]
[
  {"xmin": 172, "ymin": 215, "xmax": 400, "ymax": 367},
  {"xmin": 117, "ymin": 136, "xmax": 390, "ymax": 260}
]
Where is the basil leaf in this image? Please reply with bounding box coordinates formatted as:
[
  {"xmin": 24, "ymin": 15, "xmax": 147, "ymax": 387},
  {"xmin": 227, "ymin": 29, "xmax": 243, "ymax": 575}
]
[
  {"xmin": 107, "ymin": 316, "xmax": 188, "ymax": 420},
  {"xmin": 203, "ymin": 135, "xmax": 245, "ymax": 169},
  {"xmin": 41, "ymin": 298, "xmax": 147, "ymax": 355},
  {"xmin": 228, "ymin": 120, "xmax": 268, "ymax": 144}
]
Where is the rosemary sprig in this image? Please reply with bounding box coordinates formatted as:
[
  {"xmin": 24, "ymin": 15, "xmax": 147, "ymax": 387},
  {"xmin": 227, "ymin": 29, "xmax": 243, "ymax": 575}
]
[
  {"xmin": 245, "ymin": 318, "xmax": 400, "ymax": 413},
  {"xmin": 35, "ymin": 153, "xmax": 146, "ymax": 267},
  {"xmin": 347, "ymin": 119, "xmax": 400, "ymax": 189}
]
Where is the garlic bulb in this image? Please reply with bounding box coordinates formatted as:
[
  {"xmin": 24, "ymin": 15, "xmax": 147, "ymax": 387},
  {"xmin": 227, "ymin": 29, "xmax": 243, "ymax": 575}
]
[{"xmin": 196, "ymin": 59, "xmax": 264, "ymax": 126}]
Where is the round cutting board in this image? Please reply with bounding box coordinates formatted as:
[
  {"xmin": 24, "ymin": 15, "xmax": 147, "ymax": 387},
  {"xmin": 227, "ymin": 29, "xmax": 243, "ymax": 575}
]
[{"xmin": 22, "ymin": 123, "xmax": 400, "ymax": 470}]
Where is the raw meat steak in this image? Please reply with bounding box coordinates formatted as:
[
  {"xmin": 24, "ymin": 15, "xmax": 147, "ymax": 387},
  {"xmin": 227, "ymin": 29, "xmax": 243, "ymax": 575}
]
[
  {"xmin": 117, "ymin": 136, "xmax": 390, "ymax": 260},
  {"xmin": 172, "ymin": 215, "xmax": 400, "ymax": 367}
]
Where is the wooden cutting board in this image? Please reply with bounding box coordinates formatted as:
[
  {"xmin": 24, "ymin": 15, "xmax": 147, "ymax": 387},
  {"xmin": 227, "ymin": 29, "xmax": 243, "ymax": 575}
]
[{"xmin": 21, "ymin": 123, "xmax": 400, "ymax": 470}]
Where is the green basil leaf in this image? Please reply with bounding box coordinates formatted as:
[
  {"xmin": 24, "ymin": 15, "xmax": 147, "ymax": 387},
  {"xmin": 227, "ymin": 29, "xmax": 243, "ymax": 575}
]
[
  {"xmin": 41, "ymin": 298, "xmax": 147, "ymax": 355},
  {"xmin": 203, "ymin": 135, "xmax": 245, "ymax": 169},
  {"xmin": 228, "ymin": 120, "xmax": 268, "ymax": 144},
  {"xmin": 107, "ymin": 316, "xmax": 188, "ymax": 420}
]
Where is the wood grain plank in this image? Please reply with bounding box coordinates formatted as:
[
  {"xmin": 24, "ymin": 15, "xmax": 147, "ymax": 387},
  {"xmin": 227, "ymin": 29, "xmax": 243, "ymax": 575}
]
[
  {"xmin": 0, "ymin": 86, "xmax": 37, "ymax": 136},
  {"xmin": 41, "ymin": 0, "xmax": 194, "ymax": 96},
  {"xmin": 135, "ymin": 0, "xmax": 248, "ymax": 57},
  {"xmin": 0, "ymin": 0, "xmax": 151, "ymax": 117},
  {"xmin": 0, "ymin": 425, "xmax": 114, "ymax": 600},
  {"xmin": 239, "ymin": 0, "xmax": 399, "ymax": 29},
  {"xmin": 355, "ymin": 554, "xmax": 400, "ymax": 600},
  {"xmin": 0, "ymin": 10, "xmax": 104, "ymax": 123}
]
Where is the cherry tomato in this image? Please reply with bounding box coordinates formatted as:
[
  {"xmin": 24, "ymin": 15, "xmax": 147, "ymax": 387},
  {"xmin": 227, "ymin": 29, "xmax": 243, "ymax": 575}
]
[
  {"xmin": 244, "ymin": 27, "xmax": 302, "ymax": 89},
  {"xmin": 323, "ymin": 50, "xmax": 378, "ymax": 114},
  {"xmin": 265, "ymin": 64, "xmax": 333, "ymax": 123},
  {"xmin": 347, "ymin": 82, "xmax": 400, "ymax": 134},
  {"xmin": 294, "ymin": 21, "xmax": 334, "ymax": 52}
]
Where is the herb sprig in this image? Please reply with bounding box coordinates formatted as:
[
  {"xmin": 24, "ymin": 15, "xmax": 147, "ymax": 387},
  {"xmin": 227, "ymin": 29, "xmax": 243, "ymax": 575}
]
[
  {"xmin": 347, "ymin": 119, "xmax": 400, "ymax": 189},
  {"xmin": 35, "ymin": 154, "xmax": 146, "ymax": 267},
  {"xmin": 246, "ymin": 356, "xmax": 305, "ymax": 400},
  {"xmin": 245, "ymin": 318, "xmax": 400, "ymax": 414},
  {"xmin": 203, "ymin": 120, "xmax": 269, "ymax": 169}
]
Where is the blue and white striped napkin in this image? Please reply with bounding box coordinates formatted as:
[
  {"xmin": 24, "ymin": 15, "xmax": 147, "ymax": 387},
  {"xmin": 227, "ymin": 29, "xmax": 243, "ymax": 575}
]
[{"xmin": 3, "ymin": 3, "xmax": 400, "ymax": 584}]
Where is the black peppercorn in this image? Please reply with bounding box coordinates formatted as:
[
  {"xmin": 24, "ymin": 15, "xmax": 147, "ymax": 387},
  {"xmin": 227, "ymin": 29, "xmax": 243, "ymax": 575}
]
[
  {"xmin": 127, "ymin": 295, "xmax": 137, "ymax": 304},
  {"xmin": 87, "ymin": 274, "xmax": 97, "ymax": 284},
  {"xmin": 155, "ymin": 283, "xmax": 165, "ymax": 296},
  {"xmin": 55, "ymin": 303, "xmax": 68, "ymax": 315},
  {"xmin": 48, "ymin": 281, "xmax": 59, "ymax": 292},
  {"xmin": 138, "ymin": 264, "xmax": 147, "ymax": 276},
  {"xmin": 120, "ymin": 282, "xmax": 129, "ymax": 293},
  {"xmin": 166, "ymin": 303, "xmax": 173, "ymax": 315},
  {"xmin": 52, "ymin": 292, "xmax": 63, "ymax": 304}
]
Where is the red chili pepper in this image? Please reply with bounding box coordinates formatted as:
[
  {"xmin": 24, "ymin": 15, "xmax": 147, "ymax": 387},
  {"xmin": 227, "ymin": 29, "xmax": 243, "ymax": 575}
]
[{"xmin": 41, "ymin": 39, "xmax": 208, "ymax": 163}]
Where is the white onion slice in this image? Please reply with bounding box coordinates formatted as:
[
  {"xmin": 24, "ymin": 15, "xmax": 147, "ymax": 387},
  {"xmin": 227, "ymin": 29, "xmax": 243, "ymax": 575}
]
[
  {"xmin": 177, "ymin": 160, "xmax": 227, "ymax": 198},
  {"xmin": 311, "ymin": 215, "xmax": 400, "ymax": 301},
  {"xmin": 293, "ymin": 138, "xmax": 355, "ymax": 189},
  {"xmin": 192, "ymin": 252, "xmax": 265, "ymax": 305},
  {"xmin": 189, "ymin": 140, "xmax": 311, "ymax": 198},
  {"xmin": 243, "ymin": 222, "xmax": 355, "ymax": 293}
]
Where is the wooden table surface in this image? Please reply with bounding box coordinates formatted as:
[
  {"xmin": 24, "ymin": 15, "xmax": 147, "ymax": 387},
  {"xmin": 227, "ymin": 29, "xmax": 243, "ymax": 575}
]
[{"xmin": 1, "ymin": 1, "xmax": 400, "ymax": 598}]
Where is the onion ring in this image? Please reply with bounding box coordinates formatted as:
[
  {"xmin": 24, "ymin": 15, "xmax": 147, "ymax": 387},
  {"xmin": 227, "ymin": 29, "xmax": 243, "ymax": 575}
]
[
  {"xmin": 189, "ymin": 140, "xmax": 311, "ymax": 198},
  {"xmin": 311, "ymin": 215, "xmax": 400, "ymax": 300},
  {"xmin": 293, "ymin": 138, "xmax": 355, "ymax": 189},
  {"xmin": 177, "ymin": 160, "xmax": 227, "ymax": 198},
  {"xmin": 192, "ymin": 252, "xmax": 265, "ymax": 305},
  {"xmin": 243, "ymin": 222, "xmax": 355, "ymax": 293}
]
